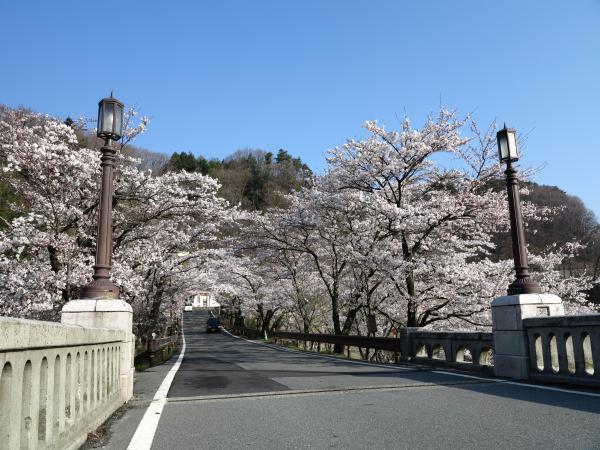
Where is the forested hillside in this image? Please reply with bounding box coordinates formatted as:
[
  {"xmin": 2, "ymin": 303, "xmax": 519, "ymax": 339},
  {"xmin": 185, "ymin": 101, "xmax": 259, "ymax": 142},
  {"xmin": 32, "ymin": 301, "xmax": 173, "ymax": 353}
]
[
  {"xmin": 492, "ymin": 183, "xmax": 600, "ymax": 274},
  {"xmin": 165, "ymin": 149, "xmax": 313, "ymax": 210}
]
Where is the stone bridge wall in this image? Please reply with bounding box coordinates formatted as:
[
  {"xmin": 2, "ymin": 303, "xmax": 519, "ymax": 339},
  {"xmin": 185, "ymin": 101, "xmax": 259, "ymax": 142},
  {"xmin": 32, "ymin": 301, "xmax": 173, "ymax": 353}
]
[
  {"xmin": 404, "ymin": 329, "xmax": 494, "ymax": 371},
  {"xmin": 523, "ymin": 314, "xmax": 600, "ymax": 388},
  {"xmin": 0, "ymin": 308, "xmax": 134, "ymax": 450}
]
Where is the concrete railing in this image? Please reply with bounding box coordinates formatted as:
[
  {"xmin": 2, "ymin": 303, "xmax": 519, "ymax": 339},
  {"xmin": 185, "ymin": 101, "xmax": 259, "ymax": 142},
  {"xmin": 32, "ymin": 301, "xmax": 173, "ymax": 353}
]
[
  {"xmin": 523, "ymin": 314, "xmax": 600, "ymax": 388},
  {"xmin": 0, "ymin": 299, "xmax": 134, "ymax": 450},
  {"xmin": 0, "ymin": 318, "xmax": 129, "ymax": 449},
  {"xmin": 406, "ymin": 329, "xmax": 494, "ymax": 372}
]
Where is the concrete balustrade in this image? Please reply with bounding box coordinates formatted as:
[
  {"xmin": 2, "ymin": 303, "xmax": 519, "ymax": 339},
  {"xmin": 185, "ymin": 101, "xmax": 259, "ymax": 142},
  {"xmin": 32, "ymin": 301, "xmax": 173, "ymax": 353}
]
[
  {"xmin": 0, "ymin": 299, "xmax": 134, "ymax": 450},
  {"xmin": 523, "ymin": 315, "xmax": 600, "ymax": 388},
  {"xmin": 406, "ymin": 330, "xmax": 494, "ymax": 372}
]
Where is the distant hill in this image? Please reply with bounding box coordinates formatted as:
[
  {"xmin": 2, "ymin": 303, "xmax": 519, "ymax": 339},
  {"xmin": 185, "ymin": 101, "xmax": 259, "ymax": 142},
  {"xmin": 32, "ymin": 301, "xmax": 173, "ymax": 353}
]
[
  {"xmin": 164, "ymin": 148, "xmax": 313, "ymax": 210},
  {"xmin": 491, "ymin": 182, "xmax": 599, "ymax": 274},
  {"xmin": 489, "ymin": 181, "xmax": 600, "ymax": 303}
]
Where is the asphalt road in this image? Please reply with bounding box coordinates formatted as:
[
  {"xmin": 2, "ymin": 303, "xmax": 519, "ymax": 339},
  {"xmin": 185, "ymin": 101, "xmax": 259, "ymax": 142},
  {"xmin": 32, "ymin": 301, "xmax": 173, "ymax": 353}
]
[{"xmin": 149, "ymin": 311, "xmax": 600, "ymax": 449}]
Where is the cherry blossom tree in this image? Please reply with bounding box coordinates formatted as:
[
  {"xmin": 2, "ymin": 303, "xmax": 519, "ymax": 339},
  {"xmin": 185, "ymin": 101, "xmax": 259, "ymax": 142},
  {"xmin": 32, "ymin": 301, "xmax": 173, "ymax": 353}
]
[
  {"xmin": 248, "ymin": 109, "xmax": 591, "ymax": 339},
  {"xmin": 0, "ymin": 106, "xmax": 233, "ymax": 337},
  {"xmin": 251, "ymin": 180, "xmax": 392, "ymax": 352},
  {"xmin": 201, "ymin": 249, "xmax": 295, "ymax": 335},
  {"xmin": 269, "ymin": 249, "xmax": 329, "ymax": 334},
  {"xmin": 327, "ymin": 110, "xmax": 590, "ymax": 328},
  {"xmin": 1, "ymin": 104, "xmax": 591, "ymax": 344}
]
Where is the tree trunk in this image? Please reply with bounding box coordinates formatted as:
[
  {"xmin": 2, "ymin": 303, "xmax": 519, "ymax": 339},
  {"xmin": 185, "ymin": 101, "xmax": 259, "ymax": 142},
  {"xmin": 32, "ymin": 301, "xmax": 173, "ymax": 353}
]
[
  {"xmin": 260, "ymin": 309, "xmax": 275, "ymax": 337},
  {"xmin": 405, "ymin": 269, "xmax": 418, "ymax": 327},
  {"xmin": 331, "ymin": 294, "xmax": 345, "ymax": 353},
  {"xmin": 148, "ymin": 289, "xmax": 165, "ymax": 337},
  {"xmin": 302, "ymin": 320, "xmax": 310, "ymax": 334}
]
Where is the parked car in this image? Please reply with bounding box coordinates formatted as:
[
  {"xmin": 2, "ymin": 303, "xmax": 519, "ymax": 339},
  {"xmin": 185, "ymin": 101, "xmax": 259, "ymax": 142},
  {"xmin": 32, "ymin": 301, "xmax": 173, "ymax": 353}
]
[
  {"xmin": 184, "ymin": 304, "xmax": 193, "ymax": 311},
  {"xmin": 206, "ymin": 317, "xmax": 221, "ymax": 333}
]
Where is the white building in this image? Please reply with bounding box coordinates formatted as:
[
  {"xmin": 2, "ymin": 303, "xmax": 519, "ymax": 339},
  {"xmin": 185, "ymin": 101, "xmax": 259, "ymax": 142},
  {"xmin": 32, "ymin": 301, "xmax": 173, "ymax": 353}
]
[{"xmin": 192, "ymin": 292, "xmax": 220, "ymax": 309}]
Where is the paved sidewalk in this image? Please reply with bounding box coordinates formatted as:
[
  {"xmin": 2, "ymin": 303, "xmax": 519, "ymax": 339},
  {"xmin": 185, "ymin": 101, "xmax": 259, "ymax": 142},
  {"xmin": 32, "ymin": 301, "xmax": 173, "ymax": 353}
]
[{"xmin": 81, "ymin": 347, "xmax": 183, "ymax": 449}]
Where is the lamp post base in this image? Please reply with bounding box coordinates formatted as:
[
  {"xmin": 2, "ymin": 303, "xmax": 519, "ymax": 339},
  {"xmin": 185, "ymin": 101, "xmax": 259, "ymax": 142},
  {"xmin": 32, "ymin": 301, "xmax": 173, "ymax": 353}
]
[
  {"xmin": 80, "ymin": 278, "xmax": 120, "ymax": 300},
  {"xmin": 507, "ymin": 278, "xmax": 541, "ymax": 295}
]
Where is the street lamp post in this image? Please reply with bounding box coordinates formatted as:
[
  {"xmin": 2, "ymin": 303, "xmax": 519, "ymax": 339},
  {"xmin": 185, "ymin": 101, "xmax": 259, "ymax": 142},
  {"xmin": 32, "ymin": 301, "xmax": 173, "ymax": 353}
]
[
  {"xmin": 496, "ymin": 124, "xmax": 541, "ymax": 295},
  {"xmin": 80, "ymin": 93, "xmax": 124, "ymax": 300}
]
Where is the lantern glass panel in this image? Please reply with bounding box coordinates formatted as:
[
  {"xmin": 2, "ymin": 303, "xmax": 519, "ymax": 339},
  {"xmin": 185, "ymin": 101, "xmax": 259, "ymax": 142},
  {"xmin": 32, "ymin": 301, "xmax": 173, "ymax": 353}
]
[
  {"xmin": 114, "ymin": 103, "xmax": 123, "ymax": 138},
  {"xmin": 507, "ymin": 130, "xmax": 519, "ymax": 160},
  {"xmin": 97, "ymin": 107, "xmax": 102, "ymax": 137},
  {"xmin": 498, "ymin": 133, "xmax": 509, "ymax": 162},
  {"xmin": 102, "ymin": 102, "xmax": 114, "ymax": 136}
]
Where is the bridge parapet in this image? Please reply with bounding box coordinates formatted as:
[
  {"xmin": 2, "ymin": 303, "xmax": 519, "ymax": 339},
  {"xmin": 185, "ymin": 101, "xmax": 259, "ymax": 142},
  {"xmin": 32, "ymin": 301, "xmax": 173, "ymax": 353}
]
[
  {"xmin": 407, "ymin": 330, "xmax": 494, "ymax": 371},
  {"xmin": 0, "ymin": 300, "xmax": 134, "ymax": 450},
  {"xmin": 523, "ymin": 314, "xmax": 600, "ymax": 388}
]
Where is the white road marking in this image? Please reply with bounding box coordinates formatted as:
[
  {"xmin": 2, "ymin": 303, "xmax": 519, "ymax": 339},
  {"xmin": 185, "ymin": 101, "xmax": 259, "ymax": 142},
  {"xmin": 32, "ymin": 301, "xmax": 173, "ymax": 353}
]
[
  {"xmin": 432, "ymin": 369, "xmax": 600, "ymax": 398},
  {"xmin": 225, "ymin": 330, "xmax": 600, "ymax": 399},
  {"xmin": 127, "ymin": 329, "xmax": 187, "ymax": 450}
]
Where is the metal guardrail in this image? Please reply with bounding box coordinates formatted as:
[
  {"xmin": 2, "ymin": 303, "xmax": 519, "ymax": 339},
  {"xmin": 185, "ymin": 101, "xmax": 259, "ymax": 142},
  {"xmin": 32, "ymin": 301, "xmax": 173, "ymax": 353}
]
[
  {"xmin": 147, "ymin": 335, "xmax": 178, "ymax": 353},
  {"xmin": 135, "ymin": 335, "xmax": 178, "ymax": 356},
  {"xmin": 230, "ymin": 326, "xmax": 261, "ymax": 339},
  {"xmin": 134, "ymin": 335, "xmax": 178, "ymax": 368},
  {"xmin": 273, "ymin": 331, "xmax": 401, "ymax": 352}
]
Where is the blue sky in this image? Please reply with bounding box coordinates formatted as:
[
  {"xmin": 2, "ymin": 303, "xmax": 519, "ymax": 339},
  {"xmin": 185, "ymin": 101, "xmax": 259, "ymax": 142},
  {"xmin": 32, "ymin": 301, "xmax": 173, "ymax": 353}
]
[{"xmin": 1, "ymin": 1, "xmax": 599, "ymax": 216}]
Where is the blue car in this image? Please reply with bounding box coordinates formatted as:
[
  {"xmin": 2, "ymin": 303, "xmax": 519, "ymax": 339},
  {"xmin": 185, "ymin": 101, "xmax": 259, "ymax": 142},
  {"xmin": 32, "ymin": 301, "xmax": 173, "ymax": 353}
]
[{"xmin": 206, "ymin": 317, "xmax": 221, "ymax": 333}]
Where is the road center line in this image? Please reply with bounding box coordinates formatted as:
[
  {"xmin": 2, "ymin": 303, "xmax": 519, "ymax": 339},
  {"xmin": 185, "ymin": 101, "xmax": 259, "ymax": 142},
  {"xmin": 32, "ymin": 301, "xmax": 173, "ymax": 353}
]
[{"xmin": 127, "ymin": 329, "xmax": 187, "ymax": 450}]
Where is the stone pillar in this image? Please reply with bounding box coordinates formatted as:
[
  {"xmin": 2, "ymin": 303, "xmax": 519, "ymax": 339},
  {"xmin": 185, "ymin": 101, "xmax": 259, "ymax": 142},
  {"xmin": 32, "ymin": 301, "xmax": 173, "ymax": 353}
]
[
  {"xmin": 491, "ymin": 293, "xmax": 563, "ymax": 379},
  {"xmin": 61, "ymin": 299, "xmax": 134, "ymax": 402},
  {"xmin": 399, "ymin": 327, "xmax": 418, "ymax": 361}
]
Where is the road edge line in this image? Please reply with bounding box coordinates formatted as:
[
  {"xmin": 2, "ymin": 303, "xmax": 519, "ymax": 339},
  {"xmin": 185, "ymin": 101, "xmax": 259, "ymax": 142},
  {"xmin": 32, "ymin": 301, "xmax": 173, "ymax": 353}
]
[
  {"xmin": 431, "ymin": 369, "xmax": 600, "ymax": 398},
  {"xmin": 127, "ymin": 329, "xmax": 187, "ymax": 450}
]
